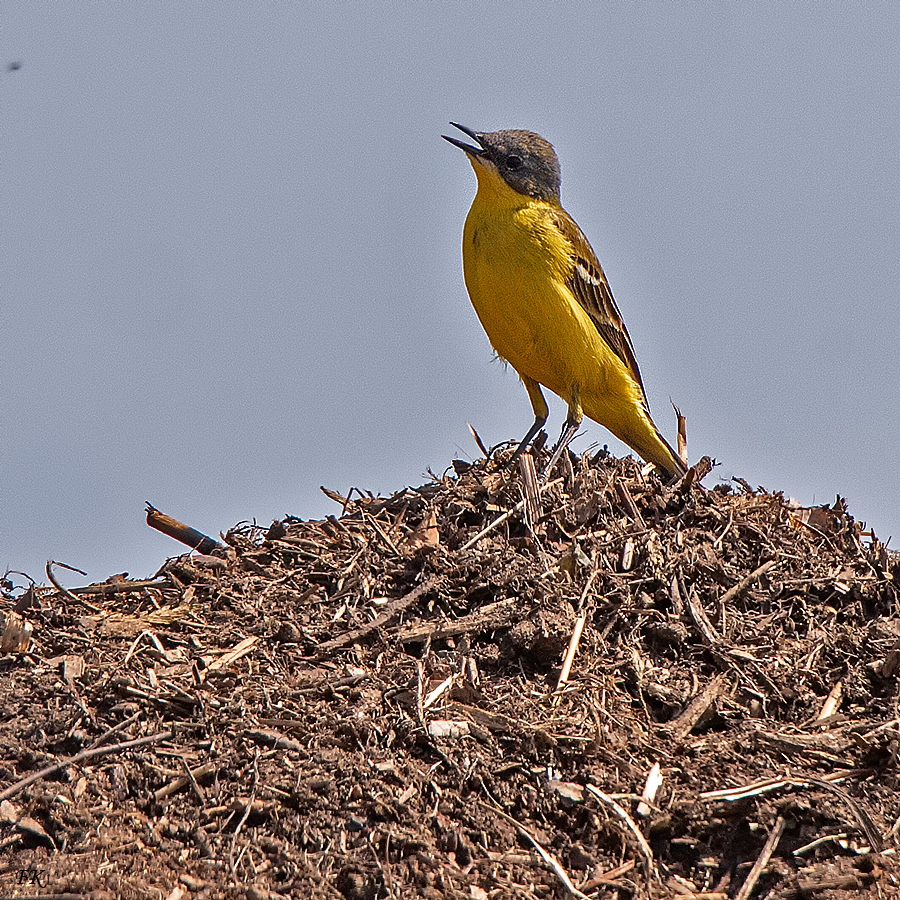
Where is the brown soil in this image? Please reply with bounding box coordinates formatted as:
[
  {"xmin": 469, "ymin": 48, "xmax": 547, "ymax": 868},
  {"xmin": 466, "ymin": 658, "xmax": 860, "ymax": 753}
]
[{"xmin": 1, "ymin": 448, "xmax": 899, "ymax": 899}]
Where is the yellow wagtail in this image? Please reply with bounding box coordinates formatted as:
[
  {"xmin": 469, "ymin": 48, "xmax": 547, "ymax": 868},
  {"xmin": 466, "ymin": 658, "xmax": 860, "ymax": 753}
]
[{"xmin": 443, "ymin": 123, "xmax": 687, "ymax": 478}]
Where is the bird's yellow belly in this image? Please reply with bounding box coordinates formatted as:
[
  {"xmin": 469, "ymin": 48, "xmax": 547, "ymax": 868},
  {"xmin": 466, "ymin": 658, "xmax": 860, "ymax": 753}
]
[{"xmin": 463, "ymin": 211, "xmax": 617, "ymax": 406}]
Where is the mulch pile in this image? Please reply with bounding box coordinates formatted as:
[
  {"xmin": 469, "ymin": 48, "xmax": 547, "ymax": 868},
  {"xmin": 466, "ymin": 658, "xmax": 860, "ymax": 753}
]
[{"xmin": 2, "ymin": 447, "xmax": 899, "ymax": 899}]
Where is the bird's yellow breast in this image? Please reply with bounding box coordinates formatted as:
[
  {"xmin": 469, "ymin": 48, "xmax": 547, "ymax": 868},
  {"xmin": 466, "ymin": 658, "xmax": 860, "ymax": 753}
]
[{"xmin": 461, "ymin": 177, "xmax": 619, "ymax": 404}]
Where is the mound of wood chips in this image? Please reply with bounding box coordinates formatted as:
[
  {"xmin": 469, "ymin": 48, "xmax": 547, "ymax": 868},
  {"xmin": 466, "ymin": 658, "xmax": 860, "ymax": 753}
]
[{"xmin": 1, "ymin": 448, "xmax": 899, "ymax": 899}]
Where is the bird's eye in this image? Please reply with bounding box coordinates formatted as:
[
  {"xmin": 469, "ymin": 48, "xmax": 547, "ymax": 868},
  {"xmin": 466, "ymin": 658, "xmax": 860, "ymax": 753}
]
[{"xmin": 505, "ymin": 155, "xmax": 523, "ymax": 170}]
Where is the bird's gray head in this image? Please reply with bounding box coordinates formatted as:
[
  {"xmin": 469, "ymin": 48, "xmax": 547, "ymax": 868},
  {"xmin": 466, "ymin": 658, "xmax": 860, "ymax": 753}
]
[{"xmin": 443, "ymin": 124, "xmax": 561, "ymax": 202}]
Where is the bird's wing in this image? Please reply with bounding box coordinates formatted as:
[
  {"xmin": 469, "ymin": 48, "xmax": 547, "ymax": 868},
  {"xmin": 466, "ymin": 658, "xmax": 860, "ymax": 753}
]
[{"xmin": 553, "ymin": 208, "xmax": 650, "ymax": 405}]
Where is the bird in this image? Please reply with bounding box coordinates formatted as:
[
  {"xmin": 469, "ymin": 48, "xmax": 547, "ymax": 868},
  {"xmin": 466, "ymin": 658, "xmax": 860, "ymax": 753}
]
[{"xmin": 443, "ymin": 123, "xmax": 687, "ymax": 478}]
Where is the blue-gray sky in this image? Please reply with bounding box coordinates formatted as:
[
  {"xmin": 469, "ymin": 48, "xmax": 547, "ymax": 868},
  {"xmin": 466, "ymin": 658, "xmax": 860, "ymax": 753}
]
[{"xmin": 3, "ymin": 4, "xmax": 899, "ymax": 587}]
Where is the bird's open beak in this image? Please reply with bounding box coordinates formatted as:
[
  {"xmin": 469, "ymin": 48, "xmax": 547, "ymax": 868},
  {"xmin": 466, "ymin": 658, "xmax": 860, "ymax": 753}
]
[{"xmin": 442, "ymin": 122, "xmax": 484, "ymax": 156}]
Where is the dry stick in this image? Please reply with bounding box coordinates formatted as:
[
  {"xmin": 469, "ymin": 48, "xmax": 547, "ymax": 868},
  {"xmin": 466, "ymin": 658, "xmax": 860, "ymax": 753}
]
[
  {"xmin": 734, "ymin": 815, "xmax": 785, "ymax": 900},
  {"xmin": 320, "ymin": 484, "xmax": 356, "ymax": 518},
  {"xmin": 700, "ymin": 774, "xmax": 882, "ymax": 852},
  {"xmin": 712, "ymin": 511, "xmax": 734, "ymax": 549},
  {"xmin": 229, "ymin": 749, "xmax": 260, "ymax": 885},
  {"xmin": 85, "ymin": 709, "xmax": 144, "ymax": 751},
  {"xmin": 684, "ymin": 583, "xmax": 721, "ymax": 646},
  {"xmin": 797, "ymin": 874, "xmax": 862, "ymax": 894},
  {"xmin": 636, "ymin": 763, "xmax": 663, "ymax": 818},
  {"xmin": 207, "ymin": 635, "xmax": 258, "ymax": 672},
  {"xmin": 700, "ymin": 772, "xmax": 844, "ymax": 802},
  {"xmin": 674, "ymin": 403, "xmax": 687, "ymax": 466},
  {"xmin": 563, "ymin": 445, "xmax": 576, "ymax": 492},
  {"xmin": 154, "ymin": 762, "xmax": 218, "ymax": 802},
  {"xmin": 553, "ymin": 614, "xmax": 587, "ymax": 703},
  {"xmin": 804, "ymin": 776, "xmax": 883, "ymax": 852},
  {"xmin": 396, "ymin": 597, "xmax": 516, "ymax": 644},
  {"xmin": 46, "ymin": 560, "xmax": 102, "ymax": 613},
  {"xmin": 124, "ymin": 629, "xmax": 164, "ymax": 667},
  {"xmin": 315, "ymin": 576, "xmax": 439, "ymax": 656},
  {"xmin": 460, "ymin": 478, "xmax": 565, "ymax": 551},
  {"xmin": 685, "ymin": 455, "xmax": 713, "ymax": 488},
  {"xmin": 415, "ymin": 659, "xmax": 427, "ymax": 731},
  {"xmin": 718, "ymin": 559, "xmax": 777, "ymax": 607},
  {"xmin": 668, "ymin": 674, "xmax": 729, "ymax": 741},
  {"xmin": 677, "ymin": 465, "xmax": 697, "ymax": 494},
  {"xmin": 716, "ymin": 559, "xmax": 777, "ymax": 638},
  {"xmin": 790, "ymin": 511, "xmax": 841, "ymax": 554},
  {"xmin": 816, "ymin": 680, "xmax": 843, "ymax": 721},
  {"xmin": 519, "ymin": 830, "xmax": 591, "ymax": 900},
  {"xmin": 0, "ymin": 730, "xmax": 173, "ymax": 801},
  {"xmin": 584, "ymin": 784, "xmax": 656, "ymax": 888},
  {"xmin": 793, "ymin": 832, "xmax": 850, "ymax": 857},
  {"xmin": 423, "ymin": 674, "xmax": 453, "ymax": 710},
  {"xmin": 553, "ymin": 560, "xmax": 599, "ymax": 702},
  {"xmin": 518, "ymin": 453, "xmax": 542, "ymax": 535},
  {"xmin": 44, "ymin": 577, "xmax": 172, "ymax": 596},
  {"xmin": 581, "ymin": 859, "xmax": 637, "ymax": 892},
  {"xmin": 145, "ymin": 503, "xmax": 222, "ymax": 553},
  {"xmin": 478, "ymin": 801, "xmax": 590, "ymax": 900},
  {"xmin": 614, "ymin": 479, "xmax": 646, "ymax": 527},
  {"xmin": 669, "ymin": 574, "xmax": 686, "ymax": 619},
  {"xmin": 361, "ymin": 509, "xmax": 401, "ymax": 556},
  {"xmin": 180, "ymin": 756, "xmax": 207, "ymax": 803},
  {"xmin": 297, "ymin": 859, "xmax": 347, "ymax": 900},
  {"xmin": 467, "ymin": 422, "xmax": 490, "ymax": 459},
  {"xmin": 368, "ymin": 829, "xmax": 394, "ymax": 896}
]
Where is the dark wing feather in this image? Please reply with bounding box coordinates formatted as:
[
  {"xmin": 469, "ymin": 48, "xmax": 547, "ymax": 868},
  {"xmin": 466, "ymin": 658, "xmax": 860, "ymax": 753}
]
[{"xmin": 552, "ymin": 208, "xmax": 650, "ymax": 406}]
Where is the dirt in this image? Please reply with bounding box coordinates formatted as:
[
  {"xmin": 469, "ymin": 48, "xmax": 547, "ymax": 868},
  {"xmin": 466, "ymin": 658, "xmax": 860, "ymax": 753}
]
[{"xmin": 1, "ymin": 447, "xmax": 899, "ymax": 899}]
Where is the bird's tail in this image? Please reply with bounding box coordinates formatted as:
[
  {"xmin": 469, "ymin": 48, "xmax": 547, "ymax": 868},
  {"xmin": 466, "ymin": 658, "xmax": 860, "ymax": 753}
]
[
  {"xmin": 583, "ymin": 387, "xmax": 688, "ymax": 478},
  {"xmin": 631, "ymin": 423, "xmax": 687, "ymax": 478},
  {"xmin": 612, "ymin": 408, "xmax": 687, "ymax": 479},
  {"xmin": 654, "ymin": 432, "xmax": 688, "ymax": 478}
]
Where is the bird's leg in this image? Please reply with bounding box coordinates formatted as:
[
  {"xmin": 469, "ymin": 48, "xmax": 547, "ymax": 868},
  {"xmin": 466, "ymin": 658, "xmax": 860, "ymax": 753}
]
[
  {"xmin": 542, "ymin": 387, "xmax": 582, "ymax": 477},
  {"xmin": 506, "ymin": 377, "xmax": 549, "ymax": 469},
  {"xmin": 543, "ymin": 419, "xmax": 578, "ymax": 477},
  {"xmin": 507, "ymin": 417, "xmax": 546, "ymax": 470}
]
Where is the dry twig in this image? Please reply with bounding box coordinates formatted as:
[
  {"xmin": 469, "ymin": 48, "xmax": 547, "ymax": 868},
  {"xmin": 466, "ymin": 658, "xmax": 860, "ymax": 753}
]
[
  {"xmin": 585, "ymin": 784, "xmax": 656, "ymax": 887},
  {"xmin": 0, "ymin": 731, "xmax": 173, "ymax": 801},
  {"xmin": 734, "ymin": 815, "xmax": 785, "ymax": 900}
]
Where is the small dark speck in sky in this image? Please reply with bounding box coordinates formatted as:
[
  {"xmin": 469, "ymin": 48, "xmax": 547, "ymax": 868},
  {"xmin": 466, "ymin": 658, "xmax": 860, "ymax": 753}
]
[{"xmin": 8, "ymin": 61, "xmax": 23, "ymax": 71}]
